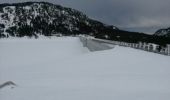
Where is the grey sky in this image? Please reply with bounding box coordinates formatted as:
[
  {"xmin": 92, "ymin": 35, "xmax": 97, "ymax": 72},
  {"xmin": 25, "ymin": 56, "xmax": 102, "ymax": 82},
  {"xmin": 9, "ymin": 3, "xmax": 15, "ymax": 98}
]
[{"xmin": 0, "ymin": 0, "xmax": 170, "ymax": 34}]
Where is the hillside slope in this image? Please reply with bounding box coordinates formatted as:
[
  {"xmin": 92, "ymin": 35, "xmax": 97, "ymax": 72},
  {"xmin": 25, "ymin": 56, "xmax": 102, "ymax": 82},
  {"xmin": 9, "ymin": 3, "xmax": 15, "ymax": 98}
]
[{"xmin": 0, "ymin": 2, "xmax": 118, "ymax": 38}]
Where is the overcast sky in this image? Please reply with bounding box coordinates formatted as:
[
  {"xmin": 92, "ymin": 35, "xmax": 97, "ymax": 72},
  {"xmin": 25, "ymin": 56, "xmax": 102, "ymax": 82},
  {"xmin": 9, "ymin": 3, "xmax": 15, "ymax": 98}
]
[{"xmin": 0, "ymin": 0, "xmax": 170, "ymax": 34}]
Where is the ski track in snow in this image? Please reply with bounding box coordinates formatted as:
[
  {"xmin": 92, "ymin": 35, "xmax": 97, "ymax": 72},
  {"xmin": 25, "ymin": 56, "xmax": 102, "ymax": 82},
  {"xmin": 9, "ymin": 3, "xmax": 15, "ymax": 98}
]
[{"xmin": 0, "ymin": 37, "xmax": 170, "ymax": 100}]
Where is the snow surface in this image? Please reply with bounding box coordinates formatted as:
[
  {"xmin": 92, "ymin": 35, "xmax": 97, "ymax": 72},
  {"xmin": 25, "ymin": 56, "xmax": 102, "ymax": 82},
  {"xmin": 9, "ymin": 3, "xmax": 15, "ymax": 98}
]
[{"xmin": 0, "ymin": 37, "xmax": 170, "ymax": 100}]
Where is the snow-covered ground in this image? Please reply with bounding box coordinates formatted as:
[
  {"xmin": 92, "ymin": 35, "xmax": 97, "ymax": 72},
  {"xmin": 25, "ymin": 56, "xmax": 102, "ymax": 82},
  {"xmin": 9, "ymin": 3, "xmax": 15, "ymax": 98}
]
[{"xmin": 0, "ymin": 37, "xmax": 170, "ymax": 100}]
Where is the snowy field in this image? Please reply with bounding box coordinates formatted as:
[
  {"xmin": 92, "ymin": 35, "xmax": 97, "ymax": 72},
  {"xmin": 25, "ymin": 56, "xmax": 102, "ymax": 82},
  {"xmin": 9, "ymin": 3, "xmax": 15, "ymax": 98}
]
[{"xmin": 0, "ymin": 37, "xmax": 170, "ymax": 100}]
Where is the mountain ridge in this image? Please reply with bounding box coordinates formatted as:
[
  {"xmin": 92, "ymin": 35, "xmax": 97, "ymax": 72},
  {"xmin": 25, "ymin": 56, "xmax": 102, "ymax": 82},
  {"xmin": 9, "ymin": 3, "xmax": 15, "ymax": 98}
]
[{"xmin": 0, "ymin": 1, "xmax": 169, "ymax": 46}]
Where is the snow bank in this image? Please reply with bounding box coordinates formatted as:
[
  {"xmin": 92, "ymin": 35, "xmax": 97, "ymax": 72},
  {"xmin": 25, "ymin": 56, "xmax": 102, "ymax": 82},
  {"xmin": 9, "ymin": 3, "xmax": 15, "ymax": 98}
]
[
  {"xmin": 0, "ymin": 37, "xmax": 170, "ymax": 100},
  {"xmin": 79, "ymin": 37, "xmax": 114, "ymax": 51}
]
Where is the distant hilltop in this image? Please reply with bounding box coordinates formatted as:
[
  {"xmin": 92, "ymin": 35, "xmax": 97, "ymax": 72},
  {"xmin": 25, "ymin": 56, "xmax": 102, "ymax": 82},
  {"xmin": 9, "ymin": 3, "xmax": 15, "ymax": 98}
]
[{"xmin": 154, "ymin": 27, "xmax": 170, "ymax": 38}]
